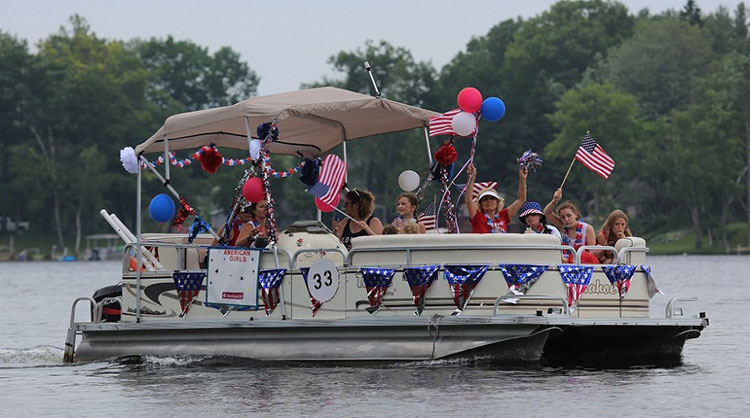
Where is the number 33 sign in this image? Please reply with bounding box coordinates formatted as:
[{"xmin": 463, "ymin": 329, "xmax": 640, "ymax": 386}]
[{"xmin": 307, "ymin": 258, "xmax": 339, "ymax": 303}]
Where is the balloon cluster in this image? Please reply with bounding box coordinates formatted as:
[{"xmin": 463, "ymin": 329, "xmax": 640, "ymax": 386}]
[
  {"xmin": 451, "ymin": 87, "xmax": 506, "ymax": 136},
  {"xmin": 517, "ymin": 149, "xmax": 543, "ymax": 172}
]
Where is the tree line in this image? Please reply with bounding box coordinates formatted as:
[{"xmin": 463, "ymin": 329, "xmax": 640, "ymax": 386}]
[{"xmin": 1, "ymin": 1, "xmax": 748, "ymax": 254}]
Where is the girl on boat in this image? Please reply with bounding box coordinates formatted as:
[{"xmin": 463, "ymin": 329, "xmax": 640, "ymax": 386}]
[
  {"xmin": 235, "ymin": 200, "xmax": 269, "ymax": 247},
  {"xmin": 333, "ymin": 189, "xmax": 383, "ymax": 250},
  {"xmin": 391, "ymin": 192, "xmax": 426, "ymax": 233},
  {"xmin": 543, "ymin": 188, "xmax": 597, "ymax": 263},
  {"xmin": 518, "ymin": 201, "xmax": 561, "ymax": 239},
  {"xmin": 212, "ymin": 204, "xmax": 254, "ymax": 247},
  {"xmin": 465, "ymin": 163, "xmax": 528, "ymax": 233},
  {"xmin": 594, "ymin": 209, "xmax": 633, "ymax": 264}
]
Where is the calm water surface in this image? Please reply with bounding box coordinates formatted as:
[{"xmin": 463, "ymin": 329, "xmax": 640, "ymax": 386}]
[{"xmin": 1, "ymin": 256, "xmax": 748, "ymax": 417}]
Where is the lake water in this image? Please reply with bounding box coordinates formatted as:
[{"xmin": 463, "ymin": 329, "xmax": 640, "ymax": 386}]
[{"xmin": 1, "ymin": 256, "xmax": 748, "ymax": 417}]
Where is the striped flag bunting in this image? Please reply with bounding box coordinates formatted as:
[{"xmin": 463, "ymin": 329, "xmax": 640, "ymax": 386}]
[
  {"xmin": 403, "ymin": 265, "xmax": 439, "ymax": 315},
  {"xmin": 498, "ymin": 264, "xmax": 549, "ymax": 296},
  {"xmin": 361, "ymin": 267, "xmax": 396, "ymax": 314},
  {"xmin": 307, "ymin": 154, "xmax": 347, "ymax": 205},
  {"xmin": 300, "ymin": 268, "xmax": 322, "ymax": 317},
  {"xmin": 172, "ymin": 272, "xmax": 205, "ymax": 316},
  {"xmin": 444, "ymin": 265, "xmax": 488, "ymax": 313},
  {"xmin": 575, "ymin": 132, "xmax": 615, "ymax": 179},
  {"xmin": 558, "ymin": 265, "xmax": 593, "ymax": 309},
  {"xmin": 602, "ymin": 265, "xmax": 637, "ymax": 298},
  {"xmin": 428, "ymin": 108, "xmax": 462, "ymax": 137},
  {"xmin": 258, "ymin": 268, "xmax": 286, "ymax": 316}
]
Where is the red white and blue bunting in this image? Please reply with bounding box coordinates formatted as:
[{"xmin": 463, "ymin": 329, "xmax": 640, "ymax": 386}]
[
  {"xmin": 300, "ymin": 267, "xmax": 323, "ymax": 317},
  {"xmin": 258, "ymin": 268, "xmax": 286, "ymax": 316},
  {"xmin": 360, "ymin": 267, "xmax": 396, "ymax": 314},
  {"xmin": 403, "ymin": 265, "xmax": 439, "ymax": 315},
  {"xmin": 498, "ymin": 264, "xmax": 549, "ymax": 296},
  {"xmin": 444, "ymin": 265, "xmax": 488, "ymax": 313},
  {"xmin": 558, "ymin": 265, "xmax": 593, "ymax": 309},
  {"xmin": 139, "ymin": 151, "xmax": 304, "ymax": 178},
  {"xmin": 601, "ymin": 265, "xmax": 637, "ymax": 298}
]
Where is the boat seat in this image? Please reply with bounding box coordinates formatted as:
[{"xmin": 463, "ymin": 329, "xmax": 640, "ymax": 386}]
[
  {"xmin": 614, "ymin": 236, "xmax": 647, "ymax": 265},
  {"xmin": 349, "ymin": 233, "xmax": 564, "ymax": 266}
]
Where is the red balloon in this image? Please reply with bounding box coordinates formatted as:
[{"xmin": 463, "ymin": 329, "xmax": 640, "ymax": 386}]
[
  {"xmin": 242, "ymin": 177, "xmax": 265, "ymax": 202},
  {"xmin": 314, "ymin": 193, "xmax": 340, "ymax": 213},
  {"xmin": 457, "ymin": 87, "xmax": 483, "ymax": 113}
]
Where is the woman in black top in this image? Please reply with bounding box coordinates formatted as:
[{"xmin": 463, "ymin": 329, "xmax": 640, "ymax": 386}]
[{"xmin": 333, "ymin": 189, "xmax": 383, "ymax": 250}]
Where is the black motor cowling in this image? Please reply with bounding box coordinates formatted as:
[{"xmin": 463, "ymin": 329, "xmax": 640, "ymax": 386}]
[{"xmin": 92, "ymin": 283, "xmax": 122, "ymax": 322}]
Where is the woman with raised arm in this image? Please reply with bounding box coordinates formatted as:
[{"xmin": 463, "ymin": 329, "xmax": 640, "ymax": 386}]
[
  {"xmin": 465, "ymin": 163, "xmax": 528, "ymax": 233},
  {"xmin": 332, "ymin": 189, "xmax": 383, "ymax": 250},
  {"xmin": 544, "ymin": 188, "xmax": 597, "ymax": 263}
]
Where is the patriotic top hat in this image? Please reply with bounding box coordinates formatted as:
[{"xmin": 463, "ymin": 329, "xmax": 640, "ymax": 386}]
[{"xmin": 518, "ymin": 201, "xmax": 545, "ymax": 225}]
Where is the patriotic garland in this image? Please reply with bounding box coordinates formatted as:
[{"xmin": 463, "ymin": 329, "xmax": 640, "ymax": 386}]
[
  {"xmin": 141, "ymin": 151, "xmax": 303, "ymax": 177},
  {"xmin": 261, "ymin": 150, "xmax": 279, "ymax": 244}
]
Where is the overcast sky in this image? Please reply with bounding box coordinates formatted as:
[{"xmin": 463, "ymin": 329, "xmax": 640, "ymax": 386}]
[{"xmin": 1, "ymin": 0, "xmax": 744, "ymax": 95}]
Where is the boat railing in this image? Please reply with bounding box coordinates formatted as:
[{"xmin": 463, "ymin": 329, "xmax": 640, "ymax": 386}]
[
  {"xmin": 346, "ymin": 244, "xmax": 579, "ymax": 266},
  {"xmin": 493, "ymin": 294, "xmax": 570, "ymax": 316},
  {"xmin": 575, "ymin": 245, "xmax": 618, "ymax": 264},
  {"xmin": 63, "ymin": 297, "xmax": 97, "ymax": 363},
  {"xmin": 665, "ymin": 297, "xmax": 698, "ymax": 318},
  {"xmin": 291, "ymin": 248, "xmax": 347, "ymax": 269},
  {"xmin": 121, "ymin": 242, "xmax": 295, "ymax": 273}
]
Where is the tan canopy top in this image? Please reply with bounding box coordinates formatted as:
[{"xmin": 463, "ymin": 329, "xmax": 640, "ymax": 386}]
[{"xmin": 136, "ymin": 86, "xmax": 438, "ymax": 158}]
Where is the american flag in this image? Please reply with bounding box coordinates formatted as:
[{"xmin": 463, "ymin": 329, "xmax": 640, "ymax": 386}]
[
  {"xmin": 444, "ymin": 265, "xmax": 488, "ymax": 313},
  {"xmin": 361, "ymin": 267, "xmax": 396, "ymax": 313},
  {"xmin": 307, "ymin": 154, "xmax": 347, "ymax": 205},
  {"xmin": 258, "ymin": 268, "xmax": 286, "ymax": 316},
  {"xmin": 602, "ymin": 265, "xmax": 637, "ymax": 298},
  {"xmin": 300, "ymin": 267, "xmax": 322, "ymax": 317},
  {"xmin": 558, "ymin": 265, "xmax": 593, "ymax": 308},
  {"xmin": 472, "ymin": 181, "xmax": 499, "ymax": 201},
  {"xmin": 428, "ymin": 108, "xmax": 461, "ymax": 136},
  {"xmin": 498, "ymin": 264, "xmax": 549, "ymax": 295},
  {"xmin": 575, "ymin": 132, "xmax": 615, "ymax": 179},
  {"xmin": 403, "ymin": 265, "xmax": 439, "ymax": 315},
  {"xmin": 172, "ymin": 272, "xmax": 205, "ymax": 316},
  {"xmin": 417, "ymin": 200, "xmax": 437, "ymax": 232}
]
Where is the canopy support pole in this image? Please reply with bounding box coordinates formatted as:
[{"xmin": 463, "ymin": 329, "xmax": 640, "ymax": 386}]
[
  {"xmin": 136, "ymin": 156, "xmax": 142, "ymax": 323},
  {"xmin": 163, "ymin": 134, "xmax": 170, "ymax": 182},
  {"xmin": 423, "ymin": 126, "xmax": 433, "ymax": 166},
  {"xmin": 139, "ymin": 155, "xmax": 221, "ymax": 241}
]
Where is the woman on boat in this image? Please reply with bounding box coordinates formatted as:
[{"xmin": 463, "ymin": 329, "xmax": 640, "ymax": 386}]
[
  {"xmin": 391, "ymin": 192, "xmax": 426, "ymax": 233},
  {"xmin": 234, "ymin": 200, "xmax": 269, "ymax": 247},
  {"xmin": 594, "ymin": 209, "xmax": 633, "ymax": 264},
  {"xmin": 543, "ymin": 188, "xmax": 597, "ymax": 263},
  {"xmin": 212, "ymin": 204, "xmax": 254, "ymax": 247},
  {"xmin": 465, "ymin": 163, "xmax": 528, "ymax": 233},
  {"xmin": 518, "ymin": 201, "xmax": 561, "ymax": 239},
  {"xmin": 333, "ymin": 189, "xmax": 383, "ymax": 250}
]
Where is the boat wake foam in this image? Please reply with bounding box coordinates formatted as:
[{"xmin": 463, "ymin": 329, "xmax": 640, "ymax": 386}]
[{"xmin": 0, "ymin": 346, "xmax": 64, "ymax": 368}]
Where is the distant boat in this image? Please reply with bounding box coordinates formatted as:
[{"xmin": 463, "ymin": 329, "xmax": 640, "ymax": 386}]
[{"xmin": 60, "ymin": 255, "xmax": 77, "ymax": 262}]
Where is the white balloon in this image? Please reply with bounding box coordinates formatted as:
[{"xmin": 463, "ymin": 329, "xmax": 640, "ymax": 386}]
[
  {"xmin": 451, "ymin": 112, "xmax": 476, "ymax": 136},
  {"xmin": 398, "ymin": 170, "xmax": 420, "ymax": 192}
]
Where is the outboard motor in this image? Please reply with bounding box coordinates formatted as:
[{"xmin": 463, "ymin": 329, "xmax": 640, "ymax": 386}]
[{"xmin": 92, "ymin": 283, "xmax": 122, "ymax": 322}]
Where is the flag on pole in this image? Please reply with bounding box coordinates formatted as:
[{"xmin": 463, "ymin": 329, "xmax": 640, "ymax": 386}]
[
  {"xmin": 172, "ymin": 272, "xmax": 205, "ymax": 316},
  {"xmin": 307, "ymin": 154, "xmax": 347, "ymax": 205},
  {"xmin": 361, "ymin": 267, "xmax": 396, "ymax": 314},
  {"xmin": 428, "ymin": 108, "xmax": 461, "ymax": 136},
  {"xmin": 258, "ymin": 268, "xmax": 286, "ymax": 316},
  {"xmin": 403, "ymin": 265, "xmax": 439, "ymax": 315},
  {"xmin": 300, "ymin": 267, "xmax": 322, "ymax": 317},
  {"xmin": 444, "ymin": 264, "xmax": 488, "ymax": 313},
  {"xmin": 575, "ymin": 132, "xmax": 615, "ymax": 179},
  {"xmin": 601, "ymin": 265, "xmax": 637, "ymax": 298},
  {"xmin": 417, "ymin": 200, "xmax": 437, "ymax": 232},
  {"xmin": 558, "ymin": 265, "xmax": 593, "ymax": 308}
]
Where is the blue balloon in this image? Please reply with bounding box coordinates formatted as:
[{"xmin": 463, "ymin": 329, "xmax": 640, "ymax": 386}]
[
  {"xmin": 149, "ymin": 193, "xmax": 176, "ymax": 223},
  {"xmin": 481, "ymin": 97, "xmax": 506, "ymax": 122}
]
